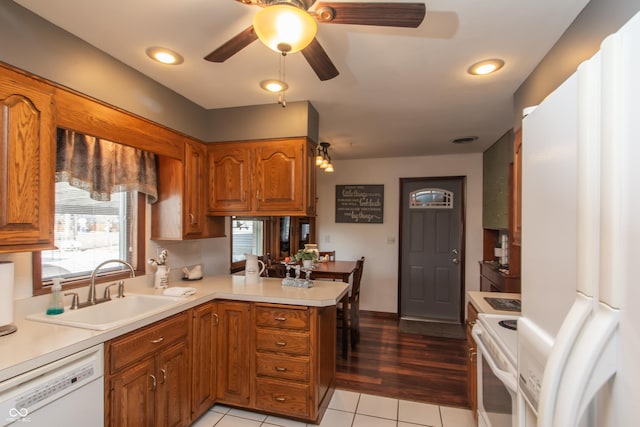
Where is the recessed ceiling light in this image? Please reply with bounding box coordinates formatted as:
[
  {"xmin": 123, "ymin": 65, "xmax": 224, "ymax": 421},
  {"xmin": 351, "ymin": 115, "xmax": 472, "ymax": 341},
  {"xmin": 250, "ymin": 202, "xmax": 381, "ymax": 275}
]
[
  {"xmin": 260, "ymin": 79, "xmax": 289, "ymax": 93},
  {"xmin": 467, "ymin": 59, "xmax": 504, "ymax": 75},
  {"xmin": 146, "ymin": 47, "xmax": 184, "ymax": 65}
]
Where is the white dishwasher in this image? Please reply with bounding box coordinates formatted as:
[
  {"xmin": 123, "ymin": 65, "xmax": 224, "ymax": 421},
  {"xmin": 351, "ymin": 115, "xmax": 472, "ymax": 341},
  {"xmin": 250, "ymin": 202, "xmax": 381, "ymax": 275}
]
[{"xmin": 0, "ymin": 344, "xmax": 104, "ymax": 426}]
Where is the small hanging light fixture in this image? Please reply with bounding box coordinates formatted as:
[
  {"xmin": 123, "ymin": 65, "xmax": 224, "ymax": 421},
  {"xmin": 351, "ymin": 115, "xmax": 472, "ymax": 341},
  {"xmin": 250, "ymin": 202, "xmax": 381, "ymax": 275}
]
[{"xmin": 315, "ymin": 142, "xmax": 334, "ymax": 172}]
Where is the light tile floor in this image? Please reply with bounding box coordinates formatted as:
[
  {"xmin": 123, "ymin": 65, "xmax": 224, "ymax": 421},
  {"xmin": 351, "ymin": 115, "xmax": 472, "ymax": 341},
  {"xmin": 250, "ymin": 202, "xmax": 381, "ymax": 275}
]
[{"xmin": 191, "ymin": 389, "xmax": 474, "ymax": 427}]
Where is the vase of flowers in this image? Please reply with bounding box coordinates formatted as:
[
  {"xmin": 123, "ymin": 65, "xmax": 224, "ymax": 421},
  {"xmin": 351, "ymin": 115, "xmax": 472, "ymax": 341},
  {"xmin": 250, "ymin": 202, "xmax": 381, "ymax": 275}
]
[{"xmin": 295, "ymin": 249, "xmax": 318, "ymax": 267}]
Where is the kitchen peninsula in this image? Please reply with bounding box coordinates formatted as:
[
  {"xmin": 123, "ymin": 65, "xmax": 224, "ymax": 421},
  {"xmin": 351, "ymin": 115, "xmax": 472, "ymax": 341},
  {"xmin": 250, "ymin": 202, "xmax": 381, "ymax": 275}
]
[{"xmin": 1, "ymin": 276, "xmax": 349, "ymax": 425}]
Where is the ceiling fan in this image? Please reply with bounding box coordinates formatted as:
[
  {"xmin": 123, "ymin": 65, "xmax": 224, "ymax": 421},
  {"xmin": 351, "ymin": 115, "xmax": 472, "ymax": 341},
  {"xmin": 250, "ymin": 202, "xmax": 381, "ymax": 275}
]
[{"xmin": 204, "ymin": 0, "xmax": 426, "ymax": 81}]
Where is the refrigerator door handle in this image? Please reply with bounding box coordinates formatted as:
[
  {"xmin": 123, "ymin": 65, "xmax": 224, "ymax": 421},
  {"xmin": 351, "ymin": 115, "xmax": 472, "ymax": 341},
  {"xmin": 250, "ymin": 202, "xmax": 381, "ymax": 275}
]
[
  {"xmin": 536, "ymin": 292, "xmax": 593, "ymax": 427},
  {"xmin": 553, "ymin": 303, "xmax": 619, "ymax": 427}
]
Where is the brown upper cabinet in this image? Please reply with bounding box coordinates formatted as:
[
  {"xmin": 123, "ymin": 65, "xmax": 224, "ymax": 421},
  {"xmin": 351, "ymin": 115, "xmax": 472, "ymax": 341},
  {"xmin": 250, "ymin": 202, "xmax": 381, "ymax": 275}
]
[
  {"xmin": 152, "ymin": 138, "xmax": 225, "ymax": 240},
  {"xmin": 207, "ymin": 138, "xmax": 317, "ymax": 217},
  {"xmin": 0, "ymin": 66, "xmax": 56, "ymax": 253}
]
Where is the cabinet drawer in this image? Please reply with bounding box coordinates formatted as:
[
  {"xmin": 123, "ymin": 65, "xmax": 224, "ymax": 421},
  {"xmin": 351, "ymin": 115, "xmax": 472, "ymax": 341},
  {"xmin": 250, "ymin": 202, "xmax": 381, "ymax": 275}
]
[
  {"xmin": 108, "ymin": 312, "xmax": 189, "ymax": 373},
  {"xmin": 256, "ymin": 329, "xmax": 310, "ymax": 355},
  {"xmin": 256, "ymin": 353, "xmax": 310, "ymax": 382},
  {"xmin": 255, "ymin": 378, "xmax": 310, "ymax": 418},
  {"xmin": 255, "ymin": 305, "xmax": 309, "ymax": 330}
]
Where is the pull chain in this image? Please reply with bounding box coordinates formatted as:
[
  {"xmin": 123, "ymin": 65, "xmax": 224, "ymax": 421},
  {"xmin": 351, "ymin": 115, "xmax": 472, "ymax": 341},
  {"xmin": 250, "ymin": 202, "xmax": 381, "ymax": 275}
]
[{"xmin": 278, "ymin": 52, "xmax": 287, "ymax": 108}]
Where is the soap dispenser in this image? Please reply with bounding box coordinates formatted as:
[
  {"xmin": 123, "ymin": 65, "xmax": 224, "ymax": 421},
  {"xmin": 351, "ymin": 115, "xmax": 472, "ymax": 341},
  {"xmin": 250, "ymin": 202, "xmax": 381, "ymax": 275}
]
[{"xmin": 46, "ymin": 278, "xmax": 64, "ymax": 315}]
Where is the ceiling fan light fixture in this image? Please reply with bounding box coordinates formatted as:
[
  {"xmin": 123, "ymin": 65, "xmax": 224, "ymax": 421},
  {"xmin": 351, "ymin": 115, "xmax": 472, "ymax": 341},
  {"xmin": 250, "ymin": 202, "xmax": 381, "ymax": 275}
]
[
  {"xmin": 260, "ymin": 79, "xmax": 289, "ymax": 93},
  {"xmin": 253, "ymin": 3, "xmax": 317, "ymax": 54},
  {"xmin": 467, "ymin": 59, "xmax": 504, "ymax": 75},
  {"xmin": 146, "ymin": 47, "xmax": 184, "ymax": 65}
]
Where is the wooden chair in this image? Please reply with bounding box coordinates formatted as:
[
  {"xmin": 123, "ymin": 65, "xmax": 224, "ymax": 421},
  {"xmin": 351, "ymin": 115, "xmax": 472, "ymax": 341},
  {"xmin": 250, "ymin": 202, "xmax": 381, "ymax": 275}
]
[
  {"xmin": 319, "ymin": 250, "xmax": 336, "ymax": 261},
  {"xmin": 338, "ymin": 256, "xmax": 365, "ymax": 350}
]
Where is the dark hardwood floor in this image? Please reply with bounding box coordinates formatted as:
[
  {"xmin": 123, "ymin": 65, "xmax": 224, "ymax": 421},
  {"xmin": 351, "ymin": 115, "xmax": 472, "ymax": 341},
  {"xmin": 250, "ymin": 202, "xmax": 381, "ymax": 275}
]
[{"xmin": 335, "ymin": 310, "xmax": 470, "ymax": 409}]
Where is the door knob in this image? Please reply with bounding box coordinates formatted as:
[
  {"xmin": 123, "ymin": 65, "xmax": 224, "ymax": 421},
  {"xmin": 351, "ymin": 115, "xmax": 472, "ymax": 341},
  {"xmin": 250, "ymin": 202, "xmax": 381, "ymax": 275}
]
[
  {"xmin": 452, "ymin": 258, "xmax": 460, "ymax": 264},
  {"xmin": 451, "ymin": 248, "xmax": 459, "ymax": 255}
]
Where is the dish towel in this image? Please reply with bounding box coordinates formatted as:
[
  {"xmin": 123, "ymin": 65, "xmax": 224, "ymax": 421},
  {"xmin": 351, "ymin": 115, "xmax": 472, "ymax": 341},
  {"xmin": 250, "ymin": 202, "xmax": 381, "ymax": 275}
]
[{"xmin": 163, "ymin": 286, "xmax": 197, "ymax": 297}]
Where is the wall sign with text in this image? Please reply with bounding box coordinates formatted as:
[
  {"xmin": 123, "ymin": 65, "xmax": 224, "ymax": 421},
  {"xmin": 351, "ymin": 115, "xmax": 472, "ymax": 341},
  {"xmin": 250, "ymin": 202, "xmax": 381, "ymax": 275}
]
[{"xmin": 335, "ymin": 185, "xmax": 384, "ymax": 223}]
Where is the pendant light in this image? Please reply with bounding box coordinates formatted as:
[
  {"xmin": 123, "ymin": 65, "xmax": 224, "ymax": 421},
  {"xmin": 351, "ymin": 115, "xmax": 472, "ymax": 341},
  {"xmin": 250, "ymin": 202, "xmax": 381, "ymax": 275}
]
[{"xmin": 315, "ymin": 142, "xmax": 334, "ymax": 172}]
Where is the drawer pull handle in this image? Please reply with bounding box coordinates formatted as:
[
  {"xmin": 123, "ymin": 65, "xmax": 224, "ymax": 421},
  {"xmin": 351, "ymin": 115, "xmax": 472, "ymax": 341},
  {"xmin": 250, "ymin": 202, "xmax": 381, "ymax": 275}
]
[
  {"xmin": 150, "ymin": 337, "xmax": 164, "ymax": 344},
  {"xmin": 275, "ymin": 397, "xmax": 286, "ymax": 402},
  {"xmin": 275, "ymin": 341, "xmax": 287, "ymax": 346},
  {"xmin": 274, "ymin": 317, "xmax": 287, "ymax": 321},
  {"xmin": 275, "ymin": 367, "xmax": 287, "ymax": 372}
]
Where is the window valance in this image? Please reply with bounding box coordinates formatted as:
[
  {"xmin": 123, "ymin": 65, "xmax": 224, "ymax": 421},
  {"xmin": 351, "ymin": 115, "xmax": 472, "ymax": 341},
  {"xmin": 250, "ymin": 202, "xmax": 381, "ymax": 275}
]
[{"xmin": 56, "ymin": 128, "xmax": 158, "ymax": 203}]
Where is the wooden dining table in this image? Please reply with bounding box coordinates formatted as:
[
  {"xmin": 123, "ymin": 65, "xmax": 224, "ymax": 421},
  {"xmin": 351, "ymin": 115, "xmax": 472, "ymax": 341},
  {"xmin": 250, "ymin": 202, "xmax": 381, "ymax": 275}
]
[{"xmin": 310, "ymin": 260, "xmax": 358, "ymax": 358}]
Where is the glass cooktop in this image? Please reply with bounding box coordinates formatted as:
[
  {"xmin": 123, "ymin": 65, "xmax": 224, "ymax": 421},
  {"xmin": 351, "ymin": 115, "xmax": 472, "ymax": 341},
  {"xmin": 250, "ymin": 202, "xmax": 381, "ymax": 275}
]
[{"xmin": 484, "ymin": 297, "xmax": 521, "ymax": 312}]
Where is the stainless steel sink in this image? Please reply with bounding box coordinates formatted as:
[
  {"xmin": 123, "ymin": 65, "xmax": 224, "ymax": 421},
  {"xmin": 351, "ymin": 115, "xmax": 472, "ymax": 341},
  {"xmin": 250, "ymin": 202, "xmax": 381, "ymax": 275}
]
[{"xmin": 26, "ymin": 294, "xmax": 184, "ymax": 330}]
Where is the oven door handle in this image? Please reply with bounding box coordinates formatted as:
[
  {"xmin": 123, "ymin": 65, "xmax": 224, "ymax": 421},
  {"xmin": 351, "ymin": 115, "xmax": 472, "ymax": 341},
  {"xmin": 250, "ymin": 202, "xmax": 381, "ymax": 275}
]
[{"xmin": 472, "ymin": 326, "xmax": 518, "ymax": 392}]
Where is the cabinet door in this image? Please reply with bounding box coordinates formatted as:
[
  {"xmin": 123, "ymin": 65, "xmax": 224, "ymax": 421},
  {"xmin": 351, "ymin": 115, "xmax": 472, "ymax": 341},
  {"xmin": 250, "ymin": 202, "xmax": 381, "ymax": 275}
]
[
  {"xmin": 109, "ymin": 358, "xmax": 156, "ymax": 427},
  {"xmin": 191, "ymin": 302, "xmax": 218, "ymax": 420},
  {"xmin": 304, "ymin": 140, "xmax": 317, "ymax": 216},
  {"xmin": 0, "ymin": 72, "xmax": 55, "ymax": 251},
  {"xmin": 157, "ymin": 342, "xmax": 191, "ymax": 427},
  {"xmin": 183, "ymin": 140, "xmax": 205, "ymax": 238},
  {"xmin": 254, "ymin": 140, "xmax": 303, "ymax": 212},
  {"xmin": 217, "ymin": 301, "xmax": 252, "ymax": 406},
  {"xmin": 207, "ymin": 144, "xmax": 252, "ymax": 213}
]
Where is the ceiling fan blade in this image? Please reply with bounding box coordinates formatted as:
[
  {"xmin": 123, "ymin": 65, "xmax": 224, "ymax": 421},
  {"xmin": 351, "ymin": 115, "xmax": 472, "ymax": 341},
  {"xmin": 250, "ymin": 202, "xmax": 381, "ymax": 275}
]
[
  {"xmin": 204, "ymin": 25, "xmax": 258, "ymax": 62},
  {"xmin": 301, "ymin": 38, "xmax": 339, "ymax": 81},
  {"xmin": 314, "ymin": 2, "xmax": 426, "ymax": 28}
]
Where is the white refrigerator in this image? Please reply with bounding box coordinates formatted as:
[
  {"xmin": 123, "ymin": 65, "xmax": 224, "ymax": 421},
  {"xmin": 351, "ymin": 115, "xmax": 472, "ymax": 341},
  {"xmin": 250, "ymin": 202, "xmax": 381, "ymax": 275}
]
[{"xmin": 517, "ymin": 10, "xmax": 640, "ymax": 427}]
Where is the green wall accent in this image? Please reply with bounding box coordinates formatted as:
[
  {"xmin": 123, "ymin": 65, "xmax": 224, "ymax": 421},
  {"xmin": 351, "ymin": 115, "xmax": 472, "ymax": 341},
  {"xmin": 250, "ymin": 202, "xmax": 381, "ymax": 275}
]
[{"xmin": 483, "ymin": 130, "xmax": 512, "ymax": 230}]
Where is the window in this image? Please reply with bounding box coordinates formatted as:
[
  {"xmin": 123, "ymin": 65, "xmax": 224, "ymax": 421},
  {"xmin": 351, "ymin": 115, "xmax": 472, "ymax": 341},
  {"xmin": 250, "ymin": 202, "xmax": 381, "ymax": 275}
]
[
  {"xmin": 33, "ymin": 184, "xmax": 145, "ymax": 295},
  {"xmin": 409, "ymin": 188, "xmax": 454, "ymax": 209},
  {"xmin": 231, "ymin": 218, "xmax": 265, "ymax": 265},
  {"xmin": 33, "ymin": 128, "xmax": 155, "ymax": 295}
]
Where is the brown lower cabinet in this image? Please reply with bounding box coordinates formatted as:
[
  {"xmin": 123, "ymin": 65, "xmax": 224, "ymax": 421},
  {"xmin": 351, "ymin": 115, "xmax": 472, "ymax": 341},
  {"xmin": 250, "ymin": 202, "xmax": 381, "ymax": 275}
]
[
  {"xmin": 105, "ymin": 300, "xmax": 336, "ymax": 426},
  {"xmin": 105, "ymin": 312, "xmax": 191, "ymax": 427},
  {"xmin": 466, "ymin": 303, "xmax": 478, "ymax": 425}
]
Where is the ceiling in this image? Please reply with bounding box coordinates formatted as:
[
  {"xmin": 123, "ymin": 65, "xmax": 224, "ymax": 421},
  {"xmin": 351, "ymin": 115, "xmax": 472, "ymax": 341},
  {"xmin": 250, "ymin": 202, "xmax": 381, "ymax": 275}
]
[{"xmin": 14, "ymin": 0, "xmax": 589, "ymax": 160}]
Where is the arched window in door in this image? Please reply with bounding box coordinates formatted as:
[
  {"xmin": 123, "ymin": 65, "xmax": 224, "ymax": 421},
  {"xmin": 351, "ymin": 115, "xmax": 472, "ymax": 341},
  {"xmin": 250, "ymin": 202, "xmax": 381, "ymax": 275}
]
[{"xmin": 409, "ymin": 188, "xmax": 453, "ymax": 209}]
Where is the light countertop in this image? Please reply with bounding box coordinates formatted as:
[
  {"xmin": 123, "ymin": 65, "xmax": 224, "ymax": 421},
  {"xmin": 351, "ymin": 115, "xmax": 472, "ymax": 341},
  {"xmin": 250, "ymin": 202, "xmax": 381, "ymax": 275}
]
[
  {"xmin": 467, "ymin": 290, "xmax": 521, "ymax": 316},
  {"xmin": 0, "ymin": 275, "xmax": 349, "ymax": 383}
]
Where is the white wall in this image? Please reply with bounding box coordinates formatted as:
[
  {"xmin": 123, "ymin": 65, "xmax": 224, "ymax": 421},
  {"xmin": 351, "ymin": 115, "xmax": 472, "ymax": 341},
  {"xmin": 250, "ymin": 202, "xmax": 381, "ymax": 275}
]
[{"xmin": 316, "ymin": 153, "xmax": 483, "ymax": 314}]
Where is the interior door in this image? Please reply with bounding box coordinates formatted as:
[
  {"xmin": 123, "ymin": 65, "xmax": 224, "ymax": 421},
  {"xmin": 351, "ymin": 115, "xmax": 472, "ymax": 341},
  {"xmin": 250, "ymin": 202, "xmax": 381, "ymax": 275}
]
[{"xmin": 399, "ymin": 177, "xmax": 465, "ymax": 322}]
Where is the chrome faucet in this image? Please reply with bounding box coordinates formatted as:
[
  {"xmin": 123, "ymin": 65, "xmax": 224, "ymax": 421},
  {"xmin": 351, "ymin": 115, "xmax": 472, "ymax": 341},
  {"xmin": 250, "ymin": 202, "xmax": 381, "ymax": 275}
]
[{"xmin": 86, "ymin": 259, "xmax": 135, "ymax": 306}]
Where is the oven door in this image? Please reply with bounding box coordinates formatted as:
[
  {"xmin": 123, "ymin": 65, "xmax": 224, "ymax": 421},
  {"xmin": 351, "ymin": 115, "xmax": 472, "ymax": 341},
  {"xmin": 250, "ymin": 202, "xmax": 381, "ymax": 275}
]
[{"xmin": 474, "ymin": 325, "xmax": 518, "ymax": 427}]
